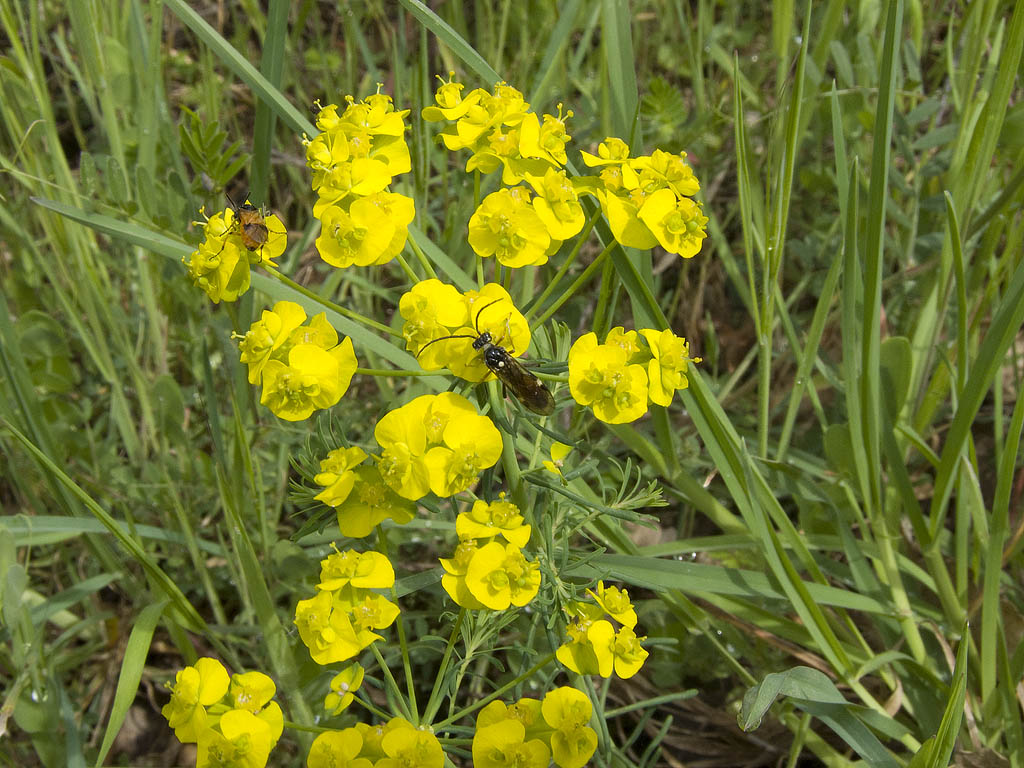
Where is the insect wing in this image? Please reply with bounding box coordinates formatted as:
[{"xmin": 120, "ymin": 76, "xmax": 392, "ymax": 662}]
[{"xmin": 485, "ymin": 346, "xmax": 555, "ymax": 415}]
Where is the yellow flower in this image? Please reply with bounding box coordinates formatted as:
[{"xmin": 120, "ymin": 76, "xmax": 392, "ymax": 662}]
[
  {"xmin": 468, "ymin": 188, "xmax": 550, "ymax": 268},
  {"xmin": 422, "ymin": 73, "xmax": 481, "ymax": 122},
  {"xmin": 336, "ymin": 585, "xmax": 400, "ymax": 634},
  {"xmin": 567, "ymin": 333, "xmax": 649, "ymax": 424},
  {"xmin": 378, "ymin": 723, "xmax": 444, "ymax": 768},
  {"xmin": 317, "ymin": 548, "xmax": 395, "ymax": 592},
  {"xmin": 579, "ymin": 137, "xmax": 631, "ymax": 167},
  {"xmin": 542, "ymin": 442, "xmax": 572, "ymax": 483},
  {"xmin": 259, "ymin": 337, "xmax": 358, "ymax": 421},
  {"xmin": 518, "ymin": 107, "xmax": 572, "ymax": 168},
  {"xmin": 314, "ymin": 446, "xmax": 368, "ymax": 508},
  {"xmin": 307, "ymin": 727, "xmax": 373, "ymax": 768},
  {"xmin": 540, "ymin": 687, "xmax": 597, "ymax": 768},
  {"xmin": 184, "ymin": 208, "xmax": 251, "ymax": 303},
  {"xmin": 312, "ymin": 157, "xmax": 393, "ymax": 216},
  {"xmin": 324, "ymin": 664, "xmax": 365, "ymax": 716},
  {"xmin": 238, "ymin": 301, "xmax": 308, "ymax": 385},
  {"xmin": 603, "ymin": 326, "xmax": 649, "ymax": 365},
  {"xmin": 445, "ymin": 283, "xmax": 531, "ymax": 382},
  {"xmin": 315, "ymin": 201, "xmax": 394, "ymax": 267},
  {"xmin": 637, "ymin": 188, "xmax": 708, "ymax": 258},
  {"xmin": 294, "ymin": 591, "xmax": 380, "ymax": 665},
  {"xmin": 455, "ymin": 497, "xmax": 531, "ymax": 547},
  {"xmin": 440, "ymin": 539, "xmax": 487, "ymax": 610},
  {"xmin": 631, "ymin": 148, "xmax": 700, "ymax": 197},
  {"xmin": 529, "ymin": 168, "xmax": 585, "ymax": 240},
  {"xmin": 639, "ymin": 328, "xmax": 700, "ymax": 406},
  {"xmin": 227, "ymin": 672, "xmax": 283, "ymax": 746},
  {"xmin": 555, "ymin": 616, "xmax": 606, "ymax": 677},
  {"xmin": 399, "ymin": 279, "xmax": 469, "ymax": 367},
  {"xmin": 588, "ymin": 581, "xmax": 637, "ymax": 628},
  {"xmin": 594, "ymin": 188, "xmax": 658, "ymax": 250},
  {"xmin": 472, "ymin": 719, "xmax": 551, "ymax": 768},
  {"xmin": 196, "ymin": 708, "xmax": 274, "ymax": 768},
  {"xmin": 477, "ymin": 698, "xmax": 547, "ymax": 744},
  {"xmin": 375, "ymin": 396, "xmax": 433, "ymax": 500},
  {"xmin": 609, "ymin": 626, "xmax": 649, "ymax": 679},
  {"xmin": 162, "ymin": 657, "xmax": 229, "ymax": 743},
  {"xmin": 287, "ymin": 311, "xmax": 341, "ymax": 349},
  {"xmin": 465, "ymin": 541, "xmax": 541, "ymax": 610},
  {"xmin": 423, "ymin": 405, "xmax": 503, "ymax": 497},
  {"xmin": 360, "ymin": 192, "xmax": 416, "ymax": 265},
  {"xmin": 334, "ymin": 466, "xmax": 416, "ymax": 538}
]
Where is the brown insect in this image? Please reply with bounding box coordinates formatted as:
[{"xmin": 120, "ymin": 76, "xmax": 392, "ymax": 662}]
[
  {"xmin": 417, "ymin": 299, "xmax": 556, "ymax": 416},
  {"xmin": 225, "ymin": 194, "xmax": 283, "ymax": 262}
]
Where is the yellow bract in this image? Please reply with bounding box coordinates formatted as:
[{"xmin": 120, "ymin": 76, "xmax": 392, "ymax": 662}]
[
  {"xmin": 568, "ymin": 327, "xmax": 699, "ymax": 421},
  {"xmin": 307, "ymin": 93, "xmax": 414, "ymax": 268},
  {"xmin": 238, "ymin": 302, "xmax": 358, "ymax": 421},
  {"xmin": 401, "ymin": 281, "xmax": 532, "ymax": 383}
]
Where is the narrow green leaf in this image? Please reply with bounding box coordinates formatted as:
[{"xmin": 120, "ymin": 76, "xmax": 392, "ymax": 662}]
[
  {"xmin": 399, "ymin": 0, "xmax": 500, "ymax": 85},
  {"xmin": 162, "ymin": 0, "xmax": 314, "ymax": 136},
  {"xmin": 2, "ymin": 420, "xmax": 205, "ymax": 633},
  {"xmin": 93, "ymin": 600, "xmax": 169, "ymax": 768},
  {"xmin": 31, "ymin": 197, "xmax": 189, "ymax": 261},
  {"xmin": 601, "ymin": 0, "xmax": 639, "ymax": 139}
]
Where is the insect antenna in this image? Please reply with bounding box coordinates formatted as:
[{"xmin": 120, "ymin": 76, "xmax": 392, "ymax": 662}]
[{"xmin": 415, "ymin": 334, "xmax": 478, "ymax": 359}]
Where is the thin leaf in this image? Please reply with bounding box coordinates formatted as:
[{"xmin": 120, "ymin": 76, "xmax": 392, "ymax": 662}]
[{"xmin": 93, "ymin": 600, "xmax": 169, "ymax": 768}]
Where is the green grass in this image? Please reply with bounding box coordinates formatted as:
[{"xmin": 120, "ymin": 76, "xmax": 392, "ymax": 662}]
[{"xmin": 1, "ymin": 1, "xmax": 1023, "ymax": 766}]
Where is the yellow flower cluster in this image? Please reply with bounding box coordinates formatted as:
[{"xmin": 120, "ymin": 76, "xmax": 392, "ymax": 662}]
[
  {"xmin": 472, "ymin": 687, "xmax": 598, "ymax": 768},
  {"xmin": 568, "ymin": 326, "xmax": 699, "ymax": 423},
  {"xmin": 308, "ymin": 716, "xmax": 444, "ymax": 768},
  {"xmin": 556, "ymin": 581, "xmax": 649, "ymax": 680},
  {"xmin": 423, "ymin": 77, "xmax": 584, "ymax": 267},
  {"xmin": 161, "ymin": 657, "xmax": 284, "ymax": 768},
  {"xmin": 323, "ymin": 663, "xmax": 364, "ymax": 716},
  {"xmin": 582, "ymin": 137, "xmax": 708, "ymax": 258},
  {"xmin": 294, "ymin": 547, "xmax": 399, "ymax": 665},
  {"xmin": 314, "ymin": 446, "xmax": 416, "ymax": 537},
  {"xmin": 183, "ymin": 204, "xmax": 287, "ymax": 303},
  {"xmin": 306, "ymin": 93, "xmax": 415, "ymax": 267},
  {"xmin": 237, "ymin": 300, "xmax": 358, "ymax": 421},
  {"xmin": 399, "ymin": 280, "xmax": 530, "ymax": 381},
  {"xmin": 374, "ymin": 392, "xmax": 502, "ymax": 499},
  {"xmin": 440, "ymin": 496, "xmax": 541, "ymax": 610}
]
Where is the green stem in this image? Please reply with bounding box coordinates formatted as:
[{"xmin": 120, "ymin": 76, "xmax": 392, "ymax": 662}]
[
  {"xmin": 591, "ymin": 251, "xmax": 616, "ymax": 338},
  {"xmin": 376, "ymin": 523, "xmax": 420, "ymax": 723},
  {"xmin": 530, "ymin": 244, "xmax": 614, "ymax": 330},
  {"xmin": 352, "ymin": 693, "xmax": 392, "ymax": 721},
  {"xmin": 423, "ymin": 608, "xmax": 466, "ymax": 723},
  {"xmin": 394, "ymin": 251, "xmax": 420, "ymax": 283},
  {"xmin": 434, "ymin": 652, "xmax": 556, "ymax": 729},
  {"xmin": 406, "ymin": 234, "xmax": 438, "ymax": 279},
  {"xmin": 369, "ymin": 643, "xmax": 413, "ymax": 721},
  {"xmin": 261, "ymin": 264, "xmax": 401, "ymax": 337},
  {"xmin": 525, "ymin": 209, "xmax": 600, "ymax": 322},
  {"xmin": 355, "ymin": 367, "xmax": 438, "ymax": 377}
]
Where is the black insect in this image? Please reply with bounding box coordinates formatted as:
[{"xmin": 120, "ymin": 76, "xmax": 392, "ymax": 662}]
[{"xmin": 417, "ymin": 299, "xmax": 556, "ymax": 416}]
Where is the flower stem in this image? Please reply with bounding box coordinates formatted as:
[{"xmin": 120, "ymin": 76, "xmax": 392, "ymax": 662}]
[
  {"xmin": 406, "ymin": 232, "xmax": 438, "ymax": 280},
  {"xmin": 525, "ymin": 208, "xmax": 601, "ymax": 322},
  {"xmin": 529, "ymin": 242, "xmax": 614, "ymax": 331},
  {"xmin": 434, "ymin": 652, "xmax": 556, "ymax": 729},
  {"xmin": 422, "ymin": 608, "xmax": 466, "ymax": 723},
  {"xmin": 261, "ymin": 264, "xmax": 402, "ymax": 337},
  {"xmin": 369, "ymin": 643, "xmax": 413, "ymax": 722},
  {"xmin": 376, "ymin": 523, "xmax": 420, "ymax": 723},
  {"xmin": 355, "ymin": 367, "xmax": 437, "ymax": 377},
  {"xmin": 394, "ymin": 251, "xmax": 419, "ymax": 283}
]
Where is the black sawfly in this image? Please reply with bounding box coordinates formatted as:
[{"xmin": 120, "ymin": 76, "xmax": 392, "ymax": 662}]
[{"xmin": 416, "ymin": 298, "xmax": 556, "ymax": 416}]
